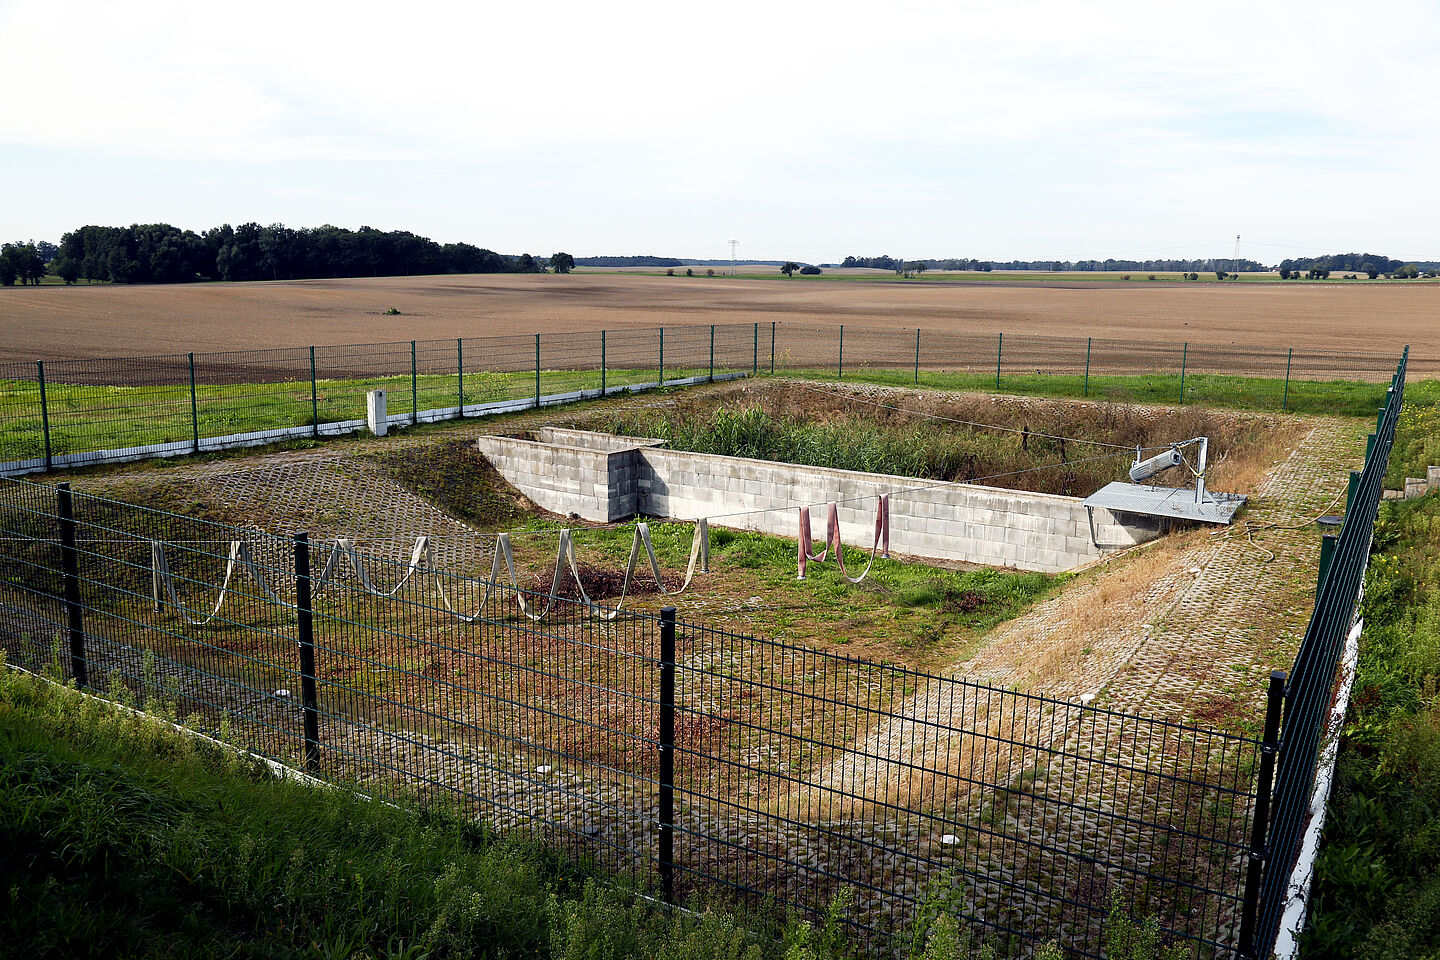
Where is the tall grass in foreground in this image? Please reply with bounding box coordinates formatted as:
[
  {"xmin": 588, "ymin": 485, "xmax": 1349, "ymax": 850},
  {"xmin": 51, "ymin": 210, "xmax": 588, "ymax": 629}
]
[{"xmin": 1, "ymin": 661, "xmax": 1190, "ymax": 959}]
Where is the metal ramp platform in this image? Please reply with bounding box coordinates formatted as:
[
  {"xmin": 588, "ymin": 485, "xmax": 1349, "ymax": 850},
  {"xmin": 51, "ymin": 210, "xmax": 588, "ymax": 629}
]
[{"xmin": 1083, "ymin": 481, "xmax": 1246, "ymax": 525}]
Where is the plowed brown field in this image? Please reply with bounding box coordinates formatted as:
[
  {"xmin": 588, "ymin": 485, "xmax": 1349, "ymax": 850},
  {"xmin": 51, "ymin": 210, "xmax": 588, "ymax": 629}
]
[{"xmin": 2, "ymin": 273, "xmax": 1435, "ymax": 371}]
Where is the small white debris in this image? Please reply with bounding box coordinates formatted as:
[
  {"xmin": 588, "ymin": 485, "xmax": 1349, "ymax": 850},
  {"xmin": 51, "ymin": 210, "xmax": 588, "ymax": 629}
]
[
  {"xmin": 1079, "ymin": 692, "xmax": 1096, "ymax": 705},
  {"xmin": 940, "ymin": 834, "xmax": 960, "ymax": 845},
  {"xmin": 535, "ymin": 764, "xmax": 553, "ymax": 775},
  {"xmin": 1188, "ymin": 567, "xmax": 1202, "ymax": 575},
  {"xmin": 273, "ymin": 688, "xmax": 291, "ymax": 698}
]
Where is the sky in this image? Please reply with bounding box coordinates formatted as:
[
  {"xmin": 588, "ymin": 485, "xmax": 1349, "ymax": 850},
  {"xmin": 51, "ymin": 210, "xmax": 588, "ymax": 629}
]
[{"xmin": 3, "ymin": 0, "xmax": 1438, "ymax": 265}]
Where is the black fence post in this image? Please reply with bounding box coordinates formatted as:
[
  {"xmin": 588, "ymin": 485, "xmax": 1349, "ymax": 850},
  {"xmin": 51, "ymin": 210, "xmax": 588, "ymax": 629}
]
[
  {"xmin": 995, "ymin": 333, "xmax": 1003, "ymax": 390},
  {"xmin": 915, "ymin": 328, "xmax": 922, "ymax": 384},
  {"xmin": 188, "ymin": 352, "xmax": 200, "ymax": 453},
  {"xmin": 36, "ymin": 361, "xmax": 52, "ymax": 471},
  {"xmin": 709, "ymin": 324, "xmax": 715, "ymax": 382},
  {"xmin": 659, "ymin": 327, "xmax": 665, "ymax": 385},
  {"xmin": 1239, "ymin": 670, "xmax": 1286, "ymax": 959},
  {"xmin": 309, "ymin": 346, "xmax": 319, "ymax": 439},
  {"xmin": 457, "ymin": 337, "xmax": 464, "ymax": 415},
  {"xmin": 294, "ymin": 532, "xmax": 320, "ymax": 774},
  {"xmin": 769, "ymin": 322, "xmax": 776, "ymax": 375},
  {"xmin": 1179, "ymin": 342, "xmax": 1188, "ymax": 403},
  {"xmin": 601, "ymin": 330, "xmax": 607, "ymax": 394},
  {"xmin": 658, "ymin": 606, "xmax": 676, "ymax": 903},
  {"xmin": 57, "ymin": 482, "xmax": 86, "ymax": 687},
  {"xmin": 837, "ymin": 324, "xmax": 844, "ymax": 379},
  {"xmin": 534, "ymin": 334, "xmax": 541, "ymax": 409},
  {"xmin": 410, "ymin": 340, "xmax": 418, "ymax": 426},
  {"xmin": 752, "ymin": 322, "xmax": 758, "ymax": 375},
  {"xmin": 1084, "ymin": 336, "xmax": 1092, "ymax": 397}
]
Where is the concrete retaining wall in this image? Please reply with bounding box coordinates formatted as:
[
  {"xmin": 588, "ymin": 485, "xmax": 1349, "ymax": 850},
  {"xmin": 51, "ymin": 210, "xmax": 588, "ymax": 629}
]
[{"xmin": 476, "ymin": 429, "xmax": 1163, "ymax": 573}]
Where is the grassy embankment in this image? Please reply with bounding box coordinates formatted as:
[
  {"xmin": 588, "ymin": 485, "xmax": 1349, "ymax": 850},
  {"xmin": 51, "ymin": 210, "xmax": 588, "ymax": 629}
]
[
  {"xmin": 0, "ymin": 659, "xmax": 1198, "ymax": 960},
  {"xmin": 1301, "ymin": 394, "xmax": 1440, "ymax": 958}
]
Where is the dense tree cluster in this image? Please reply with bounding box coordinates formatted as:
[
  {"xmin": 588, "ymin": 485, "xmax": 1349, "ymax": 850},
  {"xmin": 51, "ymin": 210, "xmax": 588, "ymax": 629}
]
[
  {"xmin": 47, "ymin": 223, "xmax": 544, "ymax": 284},
  {"xmin": 0, "ymin": 242, "xmax": 49, "ymax": 286},
  {"xmin": 1278, "ymin": 252, "xmax": 1403, "ymax": 280}
]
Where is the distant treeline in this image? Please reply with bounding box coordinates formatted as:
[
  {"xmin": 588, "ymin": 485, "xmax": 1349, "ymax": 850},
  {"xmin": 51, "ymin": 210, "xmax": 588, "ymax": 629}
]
[
  {"xmin": 575, "ymin": 255, "xmax": 684, "ymax": 267},
  {"xmin": 1276, "ymin": 252, "xmax": 1438, "ymax": 277},
  {"xmin": 41, "ymin": 223, "xmax": 548, "ymax": 285},
  {"xmin": 840, "ymin": 255, "xmax": 1271, "ymax": 272},
  {"xmin": 576, "ymin": 256, "xmax": 787, "ymax": 267}
]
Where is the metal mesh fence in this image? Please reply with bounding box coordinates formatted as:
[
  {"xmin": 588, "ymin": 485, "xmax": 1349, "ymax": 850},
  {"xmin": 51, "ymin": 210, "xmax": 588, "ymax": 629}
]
[
  {"xmin": 1249, "ymin": 350, "xmax": 1409, "ymax": 956},
  {"xmin": 0, "ymin": 323, "xmax": 1401, "ymax": 474},
  {"xmin": 0, "ymin": 475, "xmax": 1268, "ymax": 957}
]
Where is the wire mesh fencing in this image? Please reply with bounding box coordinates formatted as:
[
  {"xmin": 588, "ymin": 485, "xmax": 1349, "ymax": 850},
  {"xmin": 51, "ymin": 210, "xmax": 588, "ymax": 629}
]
[
  {"xmin": 769, "ymin": 324, "xmax": 1401, "ymax": 413},
  {"xmin": 0, "ymin": 322, "xmax": 1403, "ymax": 475},
  {"xmin": 1248, "ymin": 349, "xmax": 1409, "ymax": 957},
  {"xmin": 0, "ymin": 475, "xmax": 1272, "ymax": 957}
]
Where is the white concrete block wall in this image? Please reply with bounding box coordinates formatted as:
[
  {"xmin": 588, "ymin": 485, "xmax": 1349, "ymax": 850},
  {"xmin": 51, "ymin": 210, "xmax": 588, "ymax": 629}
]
[{"xmin": 476, "ymin": 432, "xmax": 1164, "ymax": 573}]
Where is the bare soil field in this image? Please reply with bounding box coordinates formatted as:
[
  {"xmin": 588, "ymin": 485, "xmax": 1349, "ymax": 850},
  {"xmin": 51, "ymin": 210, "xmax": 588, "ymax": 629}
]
[{"xmin": 1, "ymin": 273, "xmax": 1435, "ymax": 371}]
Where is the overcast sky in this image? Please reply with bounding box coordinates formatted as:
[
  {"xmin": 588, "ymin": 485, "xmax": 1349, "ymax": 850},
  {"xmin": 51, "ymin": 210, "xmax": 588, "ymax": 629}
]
[{"xmin": 3, "ymin": 0, "xmax": 1436, "ymax": 264}]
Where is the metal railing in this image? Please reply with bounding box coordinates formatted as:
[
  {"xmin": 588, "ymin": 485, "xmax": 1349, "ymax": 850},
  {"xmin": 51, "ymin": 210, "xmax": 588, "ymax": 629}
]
[
  {"xmin": 0, "ymin": 477, "xmax": 1265, "ymax": 957},
  {"xmin": 0, "ymin": 323, "xmax": 1401, "ymax": 474}
]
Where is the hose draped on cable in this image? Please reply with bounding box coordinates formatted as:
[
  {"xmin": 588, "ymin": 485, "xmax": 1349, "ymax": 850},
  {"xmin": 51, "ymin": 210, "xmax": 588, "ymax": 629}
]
[
  {"xmin": 150, "ymin": 540, "xmax": 284, "ymax": 626},
  {"xmin": 149, "ymin": 520, "xmax": 710, "ymax": 625},
  {"xmin": 796, "ymin": 496, "xmax": 890, "ymax": 584}
]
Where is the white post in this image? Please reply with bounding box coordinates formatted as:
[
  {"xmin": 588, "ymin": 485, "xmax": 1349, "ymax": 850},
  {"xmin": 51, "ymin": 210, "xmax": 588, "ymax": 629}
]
[{"xmin": 366, "ymin": 389, "xmax": 388, "ymax": 437}]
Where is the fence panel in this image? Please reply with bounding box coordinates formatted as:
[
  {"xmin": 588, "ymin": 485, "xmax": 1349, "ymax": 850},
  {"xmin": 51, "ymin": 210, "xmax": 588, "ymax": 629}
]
[
  {"xmin": 0, "ymin": 361, "xmax": 44, "ymax": 464},
  {"xmin": 604, "ymin": 328, "xmax": 661, "ymax": 390},
  {"xmin": 1251, "ymin": 350, "xmax": 1407, "ymax": 956},
  {"xmin": 676, "ymin": 622, "xmax": 1261, "ymax": 956},
  {"xmin": 461, "ymin": 333, "xmax": 539, "ymax": 409},
  {"xmin": 39, "ymin": 355, "xmax": 193, "ymax": 465},
  {"xmin": 194, "ymin": 346, "xmax": 314, "ymax": 443}
]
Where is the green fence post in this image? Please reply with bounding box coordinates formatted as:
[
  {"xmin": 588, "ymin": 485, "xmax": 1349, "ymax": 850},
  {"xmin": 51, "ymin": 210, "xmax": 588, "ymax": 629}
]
[
  {"xmin": 770, "ymin": 322, "xmax": 776, "ymax": 374},
  {"xmin": 1084, "ymin": 337, "xmax": 1092, "ymax": 397},
  {"xmin": 659, "ymin": 327, "xmax": 665, "ymax": 385},
  {"xmin": 535, "ymin": 334, "xmax": 541, "ymax": 409},
  {"xmin": 1366, "ymin": 433, "xmax": 1376, "ymax": 461},
  {"xmin": 1179, "ymin": 342, "xmax": 1188, "ymax": 403},
  {"xmin": 709, "ymin": 324, "xmax": 715, "ymax": 382},
  {"xmin": 456, "ymin": 338, "xmax": 464, "ymax": 415},
  {"xmin": 36, "ymin": 361, "xmax": 51, "ymax": 471},
  {"xmin": 915, "ymin": 328, "xmax": 921, "ymax": 384},
  {"xmin": 1376, "ymin": 406, "xmax": 1387, "ymax": 435},
  {"xmin": 838, "ymin": 324, "xmax": 844, "ymax": 379},
  {"xmin": 1282, "ymin": 347, "xmax": 1293, "ymax": 412},
  {"xmin": 309, "ymin": 347, "xmax": 319, "ymax": 439},
  {"xmin": 1346, "ymin": 470, "xmax": 1360, "ymax": 514},
  {"xmin": 1317, "ymin": 533, "xmax": 1338, "ymax": 600},
  {"xmin": 601, "ymin": 330, "xmax": 607, "ymax": 394},
  {"xmin": 752, "ymin": 322, "xmax": 758, "ymax": 375},
  {"xmin": 410, "ymin": 340, "xmax": 418, "ymax": 426},
  {"xmin": 995, "ymin": 333, "xmax": 1003, "ymax": 390},
  {"xmin": 188, "ymin": 352, "xmax": 199, "ymax": 453}
]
